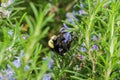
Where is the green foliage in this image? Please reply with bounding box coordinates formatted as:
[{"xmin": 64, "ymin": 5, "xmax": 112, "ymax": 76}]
[
  {"xmin": 0, "ymin": 1, "xmax": 54, "ymax": 80},
  {"xmin": 0, "ymin": 0, "xmax": 120, "ymax": 80}
]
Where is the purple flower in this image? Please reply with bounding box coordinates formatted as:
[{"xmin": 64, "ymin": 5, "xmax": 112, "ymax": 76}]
[
  {"xmin": 80, "ymin": 47, "xmax": 87, "ymax": 52},
  {"xmin": 80, "ymin": 4, "xmax": 84, "ymax": 8},
  {"xmin": 59, "ymin": 24, "xmax": 69, "ymax": 33},
  {"xmin": 20, "ymin": 50, "xmax": 24, "ymax": 57},
  {"xmin": 13, "ymin": 51, "xmax": 30, "ymax": 70},
  {"xmin": 48, "ymin": 59, "xmax": 54, "ymax": 69},
  {"xmin": 92, "ymin": 44, "xmax": 99, "ymax": 51},
  {"xmin": 77, "ymin": 54, "xmax": 85, "ymax": 60},
  {"xmin": 43, "ymin": 73, "xmax": 52, "ymax": 80},
  {"xmin": 78, "ymin": 9, "xmax": 88, "ymax": 15},
  {"xmin": 66, "ymin": 12, "xmax": 75, "ymax": 19},
  {"xmin": 12, "ymin": 57, "xmax": 21, "ymax": 68},
  {"xmin": 0, "ymin": 68, "xmax": 16, "ymax": 80},
  {"xmin": 63, "ymin": 32, "xmax": 72, "ymax": 43},
  {"xmin": 24, "ymin": 65, "xmax": 30, "ymax": 71},
  {"xmin": 91, "ymin": 35, "xmax": 100, "ymax": 41},
  {"xmin": 66, "ymin": 12, "xmax": 78, "ymax": 25},
  {"xmin": 8, "ymin": 30, "xmax": 13, "ymax": 36},
  {"xmin": 79, "ymin": 10, "xmax": 84, "ymax": 15},
  {"xmin": 0, "ymin": 73, "xmax": 4, "ymax": 80},
  {"xmin": 5, "ymin": 65, "xmax": 15, "ymax": 80},
  {"xmin": 63, "ymin": 23, "xmax": 69, "ymax": 29},
  {"xmin": 66, "ymin": 18, "xmax": 76, "ymax": 25},
  {"xmin": 42, "ymin": 58, "xmax": 54, "ymax": 69},
  {"xmin": 59, "ymin": 24, "xmax": 72, "ymax": 43}
]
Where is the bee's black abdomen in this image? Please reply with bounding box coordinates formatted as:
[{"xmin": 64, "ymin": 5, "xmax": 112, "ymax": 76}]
[{"xmin": 53, "ymin": 33, "xmax": 72, "ymax": 56}]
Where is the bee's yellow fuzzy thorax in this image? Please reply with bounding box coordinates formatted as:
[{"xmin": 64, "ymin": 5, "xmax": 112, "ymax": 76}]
[{"xmin": 48, "ymin": 35, "xmax": 57, "ymax": 48}]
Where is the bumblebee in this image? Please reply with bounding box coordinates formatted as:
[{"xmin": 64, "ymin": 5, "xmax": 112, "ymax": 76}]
[{"xmin": 48, "ymin": 32, "xmax": 72, "ymax": 56}]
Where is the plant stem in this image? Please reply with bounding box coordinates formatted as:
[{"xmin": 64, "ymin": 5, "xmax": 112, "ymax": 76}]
[
  {"xmin": 85, "ymin": 15, "xmax": 95, "ymax": 80},
  {"xmin": 105, "ymin": 8, "xmax": 115, "ymax": 80}
]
